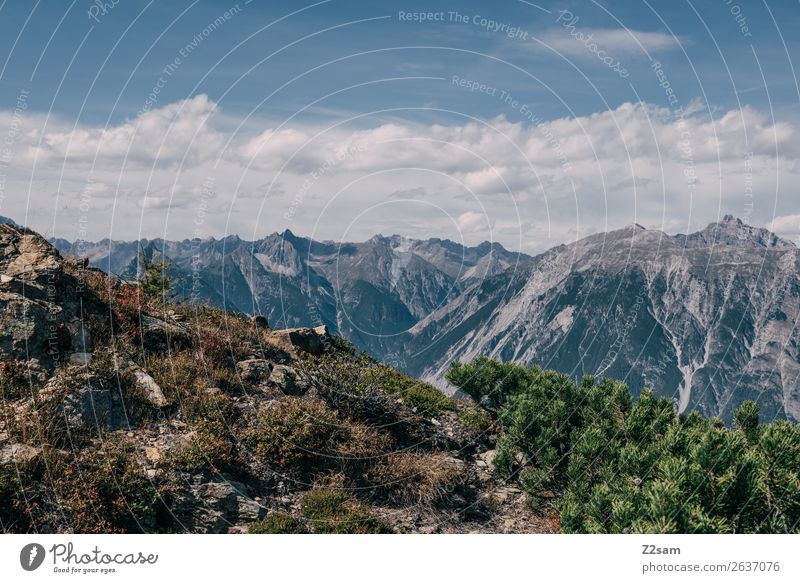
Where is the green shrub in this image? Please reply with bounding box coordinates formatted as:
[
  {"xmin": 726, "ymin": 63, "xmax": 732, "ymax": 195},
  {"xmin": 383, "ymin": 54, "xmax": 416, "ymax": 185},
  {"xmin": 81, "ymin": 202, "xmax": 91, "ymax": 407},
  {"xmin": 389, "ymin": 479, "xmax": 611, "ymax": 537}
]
[
  {"xmin": 52, "ymin": 440, "xmax": 165, "ymax": 533},
  {"xmin": 300, "ymin": 488, "xmax": 390, "ymax": 534},
  {"xmin": 0, "ymin": 457, "xmax": 40, "ymax": 532},
  {"xmin": 138, "ymin": 251, "xmax": 174, "ymax": 306},
  {"xmin": 458, "ymin": 407, "xmax": 491, "ymax": 431},
  {"xmin": 734, "ymin": 400, "xmax": 760, "ymax": 443},
  {"xmin": 365, "ymin": 364, "xmax": 456, "ymax": 415},
  {"xmin": 446, "ymin": 356, "xmax": 536, "ymax": 408},
  {"xmin": 447, "ymin": 356, "xmax": 800, "ymax": 534},
  {"xmin": 0, "ymin": 360, "xmax": 34, "ymax": 400},
  {"xmin": 147, "ymin": 351, "xmax": 235, "ymax": 410},
  {"xmin": 164, "ymin": 417, "xmax": 238, "ymax": 473},
  {"xmin": 367, "ymin": 452, "xmax": 466, "ymax": 505},
  {"xmin": 243, "ymin": 397, "xmax": 348, "ymax": 469},
  {"xmin": 300, "ymin": 353, "xmax": 456, "ymax": 416},
  {"xmin": 248, "ymin": 512, "xmax": 307, "ymax": 534}
]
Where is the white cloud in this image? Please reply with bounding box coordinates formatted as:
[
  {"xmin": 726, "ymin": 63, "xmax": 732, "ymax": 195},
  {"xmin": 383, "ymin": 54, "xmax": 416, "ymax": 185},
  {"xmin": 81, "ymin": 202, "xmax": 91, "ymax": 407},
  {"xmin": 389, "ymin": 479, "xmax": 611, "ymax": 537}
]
[
  {"xmin": 768, "ymin": 214, "xmax": 800, "ymax": 241},
  {"xmin": 30, "ymin": 94, "xmax": 222, "ymax": 167},
  {"xmin": 540, "ymin": 27, "xmax": 682, "ymax": 58},
  {"xmin": 456, "ymin": 211, "xmax": 488, "ymax": 232},
  {"xmin": 1, "ymin": 96, "xmax": 798, "ymax": 253}
]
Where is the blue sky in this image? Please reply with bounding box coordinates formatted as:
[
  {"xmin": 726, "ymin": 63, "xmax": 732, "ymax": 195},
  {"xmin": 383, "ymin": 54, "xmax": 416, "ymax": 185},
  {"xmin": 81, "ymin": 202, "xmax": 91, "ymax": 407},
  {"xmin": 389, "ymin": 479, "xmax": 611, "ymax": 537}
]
[
  {"xmin": 1, "ymin": 0, "xmax": 800, "ymax": 249},
  {"xmin": 4, "ymin": 0, "xmax": 800, "ymax": 122}
]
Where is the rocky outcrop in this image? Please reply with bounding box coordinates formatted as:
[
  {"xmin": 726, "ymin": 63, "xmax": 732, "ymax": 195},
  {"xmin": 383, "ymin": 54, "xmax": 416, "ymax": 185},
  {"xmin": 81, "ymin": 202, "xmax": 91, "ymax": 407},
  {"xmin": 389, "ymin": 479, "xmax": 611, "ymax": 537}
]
[
  {"xmin": 0, "ymin": 224, "xmax": 100, "ymax": 369},
  {"xmin": 37, "ymin": 366, "xmax": 128, "ymax": 431},
  {"xmin": 0, "ymin": 224, "xmax": 125, "ymax": 379},
  {"xmin": 114, "ymin": 356, "xmax": 168, "ymax": 408},
  {"xmin": 235, "ymin": 358, "xmax": 273, "ymax": 385},
  {"xmin": 140, "ymin": 314, "xmax": 191, "ymax": 352},
  {"xmin": 0, "ymin": 443, "xmax": 41, "ymax": 466},
  {"xmin": 234, "ymin": 360, "xmax": 308, "ymax": 396},
  {"xmin": 267, "ymin": 364, "xmax": 308, "ymax": 396},
  {"xmin": 264, "ymin": 325, "xmax": 331, "ymax": 357},
  {"xmin": 0, "ymin": 220, "xmax": 560, "ymax": 535},
  {"xmin": 171, "ymin": 475, "xmax": 265, "ymax": 533}
]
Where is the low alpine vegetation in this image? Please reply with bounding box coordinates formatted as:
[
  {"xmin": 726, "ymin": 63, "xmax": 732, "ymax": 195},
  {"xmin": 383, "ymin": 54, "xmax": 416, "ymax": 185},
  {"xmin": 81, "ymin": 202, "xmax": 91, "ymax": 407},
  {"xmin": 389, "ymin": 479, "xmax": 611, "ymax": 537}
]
[
  {"xmin": 447, "ymin": 357, "xmax": 800, "ymax": 533},
  {"xmin": 1, "ymin": 226, "xmax": 495, "ymax": 534},
  {"xmin": 300, "ymin": 487, "xmax": 391, "ymax": 534},
  {"xmin": 248, "ymin": 512, "xmax": 308, "ymax": 534}
]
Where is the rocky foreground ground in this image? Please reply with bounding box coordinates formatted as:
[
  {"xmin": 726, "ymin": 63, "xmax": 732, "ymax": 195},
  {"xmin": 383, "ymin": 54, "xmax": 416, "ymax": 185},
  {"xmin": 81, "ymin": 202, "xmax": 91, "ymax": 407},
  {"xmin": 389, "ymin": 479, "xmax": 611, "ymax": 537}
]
[{"xmin": 0, "ymin": 223, "xmax": 557, "ymax": 533}]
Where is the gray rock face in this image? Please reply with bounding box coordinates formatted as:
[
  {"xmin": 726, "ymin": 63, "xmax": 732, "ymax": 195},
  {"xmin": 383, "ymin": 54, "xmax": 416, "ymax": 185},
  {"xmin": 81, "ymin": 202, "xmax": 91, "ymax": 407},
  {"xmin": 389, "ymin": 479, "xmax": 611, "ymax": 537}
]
[
  {"xmin": 119, "ymin": 359, "xmax": 168, "ymax": 408},
  {"xmin": 267, "ymin": 364, "xmax": 308, "ymax": 396},
  {"xmin": 172, "ymin": 475, "xmax": 265, "ymax": 533},
  {"xmin": 265, "ymin": 325, "xmax": 331, "ymax": 357},
  {"xmin": 50, "ymin": 217, "xmax": 800, "ymax": 423},
  {"xmin": 53, "ymin": 231, "xmax": 527, "ymax": 361},
  {"xmin": 38, "ymin": 367, "xmax": 128, "ymax": 431},
  {"xmin": 406, "ymin": 217, "xmax": 800, "ymax": 423},
  {"xmin": 235, "ymin": 359, "xmax": 273, "ymax": 385},
  {"xmin": 0, "ymin": 443, "xmax": 41, "ymax": 466},
  {"xmin": 140, "ymin": 314, "xmax": 191, "ymax": 352},
  {"xmin": 0, "ymin": 224, "xmax": 94, "ymax": 368}
]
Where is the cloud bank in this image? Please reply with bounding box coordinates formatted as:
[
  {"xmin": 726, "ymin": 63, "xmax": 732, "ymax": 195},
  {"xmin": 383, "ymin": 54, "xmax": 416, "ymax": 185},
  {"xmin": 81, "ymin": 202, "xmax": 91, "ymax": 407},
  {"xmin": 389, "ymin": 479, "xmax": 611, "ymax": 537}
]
[{"xmin": 1, "ymin": 95, "xmax": 797, "ymax": 252}]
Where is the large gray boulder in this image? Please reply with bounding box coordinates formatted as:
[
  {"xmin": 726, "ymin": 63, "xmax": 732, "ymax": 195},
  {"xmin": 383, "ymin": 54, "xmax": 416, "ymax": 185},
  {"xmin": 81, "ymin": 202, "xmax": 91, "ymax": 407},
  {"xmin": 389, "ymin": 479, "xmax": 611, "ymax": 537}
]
[
  {"xmin": 38, "ymin": 367, "xmax": 127, "ymax": 431},
  {"xmin": 113, "ymin": 356, "xmax": 169, "ymax": 408},
  {"xmin": 267, "ymin": 364, "xmax": 308, "ymax": 396},
  {"xmin": 171, "ymin": 475, "xmax": 265, "ymax": 533},
  {"xmin": 235, "ymin": 358, "xmax": 273, "ymax": 386},
  {"xmin": 139, "ymin": 314, "xmax": 191, "ymax": 352},
  {"xmin": 0, "ymin": 224, "xmax": 105, "ymax": 369},
  {"xmin": 264, "ymin": 325, "xmax": 331, "ymax": 357}
]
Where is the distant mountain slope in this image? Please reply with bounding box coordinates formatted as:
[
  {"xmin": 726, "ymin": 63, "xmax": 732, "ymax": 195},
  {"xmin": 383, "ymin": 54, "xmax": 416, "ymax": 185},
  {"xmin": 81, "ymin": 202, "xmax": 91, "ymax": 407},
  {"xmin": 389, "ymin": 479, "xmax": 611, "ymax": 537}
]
[
  {"xmin": 53, "ymin": 231, "xmax": 528, "ymax": 361},
  {"xmin": 405, "ymin": 216, "xmax": 800, "ymax": 424},
  {"xmin": 51, "ymin": 216, "xmax": 800, "ymax": 423}
]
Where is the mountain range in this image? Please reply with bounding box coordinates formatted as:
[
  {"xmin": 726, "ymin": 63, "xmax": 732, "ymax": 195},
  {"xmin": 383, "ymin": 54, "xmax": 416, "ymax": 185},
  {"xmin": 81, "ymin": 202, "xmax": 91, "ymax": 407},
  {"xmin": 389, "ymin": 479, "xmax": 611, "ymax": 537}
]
[{"xmin": 48, "ymin": 215, "xmax": 800, "ymax": 424}]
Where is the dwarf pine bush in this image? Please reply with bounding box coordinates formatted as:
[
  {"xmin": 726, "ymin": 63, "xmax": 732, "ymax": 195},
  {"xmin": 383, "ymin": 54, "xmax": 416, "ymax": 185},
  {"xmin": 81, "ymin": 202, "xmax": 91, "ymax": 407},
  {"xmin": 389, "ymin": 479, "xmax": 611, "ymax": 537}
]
[{"xmin": 447, "ymin": 357, "xmax": 800, "ymax": 533}]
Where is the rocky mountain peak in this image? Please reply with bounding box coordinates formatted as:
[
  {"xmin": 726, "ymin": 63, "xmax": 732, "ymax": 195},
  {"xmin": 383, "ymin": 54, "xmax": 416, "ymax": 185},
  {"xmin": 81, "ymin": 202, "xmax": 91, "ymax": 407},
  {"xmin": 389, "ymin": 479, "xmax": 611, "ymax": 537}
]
[
  {"xmin": 680, "ymin": 215, "xmax": 792, "ymax": 250},
  {"xmin": 407, "ymin": 216, "xmax": 800, "ymax": 423}
]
